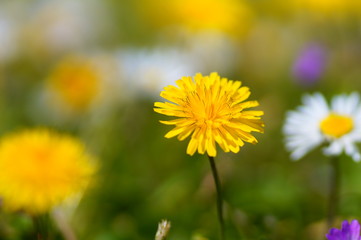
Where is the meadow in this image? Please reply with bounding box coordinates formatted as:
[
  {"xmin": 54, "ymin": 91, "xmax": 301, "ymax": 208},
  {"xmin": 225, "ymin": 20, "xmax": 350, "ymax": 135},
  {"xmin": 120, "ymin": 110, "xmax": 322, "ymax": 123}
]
[{"xmin": 1, "ymin": 1, "xmax": 361, "ymax": 239}]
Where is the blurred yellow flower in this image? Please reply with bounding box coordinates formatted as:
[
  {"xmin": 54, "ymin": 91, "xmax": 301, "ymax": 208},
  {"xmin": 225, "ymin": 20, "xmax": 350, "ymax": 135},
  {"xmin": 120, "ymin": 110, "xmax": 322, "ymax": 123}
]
[
  {"xmin": 0, "ymin": 129, "xmax": 96, "ymax": 214},
  {"xmin": 47, "ymin": 56, "xmax": 100, "ymax": 111},
  {"xmin": 139, "ymin": 0, "xmax": 253, "ymax": 36},
  {"xmin": 154, "ymin": 72, "xmax": 264, "ymax": 157}
]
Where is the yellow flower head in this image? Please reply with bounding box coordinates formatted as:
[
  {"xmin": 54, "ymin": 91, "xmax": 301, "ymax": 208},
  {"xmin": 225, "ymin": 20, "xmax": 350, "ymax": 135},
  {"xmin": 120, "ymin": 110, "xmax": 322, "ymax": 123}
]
[
  {"xmin": 138, "ymin": 0, "xmax": 253, "ymax": 36},
  {"xmin": 154, "ymin": 73, "xmax": 264, "ymax": 157},
  {"xmin": 0, "ymin": 129, "xmax": 96, "ymax": 214},
  {"xmin": 47, "ymin": 56, "xmax": 101, "ymax": 111}
]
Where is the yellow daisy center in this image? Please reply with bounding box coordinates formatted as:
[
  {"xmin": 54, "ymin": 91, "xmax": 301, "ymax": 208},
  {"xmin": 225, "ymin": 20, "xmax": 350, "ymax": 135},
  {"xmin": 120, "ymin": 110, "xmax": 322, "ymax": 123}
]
[{"xmin": 320, "ymin": 113, "xmax": 353, "ymax": 138}]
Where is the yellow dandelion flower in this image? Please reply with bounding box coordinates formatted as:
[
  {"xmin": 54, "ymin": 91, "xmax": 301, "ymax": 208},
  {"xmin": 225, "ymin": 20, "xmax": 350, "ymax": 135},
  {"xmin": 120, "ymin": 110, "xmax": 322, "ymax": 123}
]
[
  {"xmin": 0, "ymin": 129, "xmax": 96, "ymax": 214},
  {"xmin": 138, "ymin": 0, "xmax": 253, "ymax": 37},
  {"xmin": 47, "ymin": 55, "xmax": 100, "ymax": 111},
  {"xmin": 154, "ymin": 72, "xmax": 264, "ymax": 157}
]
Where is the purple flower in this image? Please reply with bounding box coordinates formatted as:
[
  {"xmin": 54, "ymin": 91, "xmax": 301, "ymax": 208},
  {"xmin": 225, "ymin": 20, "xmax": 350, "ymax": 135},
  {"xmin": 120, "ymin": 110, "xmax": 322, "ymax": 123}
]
[
  {"xmin": 326, "ymin": 220, "xmax": 361, "ymax": 240},
  {"xmin": 292, "ymin": 43, "xmax": 326, "ymax": 86}
]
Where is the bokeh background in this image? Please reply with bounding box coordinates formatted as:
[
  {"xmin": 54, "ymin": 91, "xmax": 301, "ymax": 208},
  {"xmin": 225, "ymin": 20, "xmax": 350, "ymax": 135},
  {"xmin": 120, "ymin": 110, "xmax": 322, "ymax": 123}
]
[{"xmin": 1, "ymin": 0, "xmax": 361, "ymax": 239}]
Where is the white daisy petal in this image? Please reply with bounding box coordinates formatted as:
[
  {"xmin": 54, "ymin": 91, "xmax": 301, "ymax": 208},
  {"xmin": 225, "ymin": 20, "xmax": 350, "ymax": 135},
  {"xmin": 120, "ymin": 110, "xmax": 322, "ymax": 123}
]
[
  {"xmin": 331, "ymin": 94, "xmax": 346, "ymax": 114},
  {"xmin": 288, "ymin": 139, "xmax": 323, "ymax": 161},
  {"xmin": 343, "ymin": 141, "xmax": 361, "ymax": 162},
  {"xmin": 290, "ymin": 146, "xmax": 314, "ymax": 161},
  {"xmin": 283, "ymin": 92, "xmax": 328, "ymax": 160},
  {"xmin": 323, "ymin": 141, "xmax": 343, "ymax": 156},
  {"xmin": 352, "ymin": 152, "xmax": 361, "ymax": 162},
  {"xmin": 331, "ymin": 92, "xmax": 360, "ymax": 115}
]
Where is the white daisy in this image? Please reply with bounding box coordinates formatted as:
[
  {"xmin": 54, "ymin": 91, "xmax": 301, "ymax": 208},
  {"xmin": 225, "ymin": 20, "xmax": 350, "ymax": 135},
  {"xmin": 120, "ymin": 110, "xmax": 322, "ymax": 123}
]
[
  {"xmin": 0, "ymin": 2, "xmax": 23, "ymax": 63},
  {"xmin": 283, "ymin": 92, "xmax": 361, "ymax": 161},
  {"xmin": 21, "ymin": 0, "xmax": 110, "ymax": 57},
  {"xmin": 116, "ymin": 47, "xmax": 198, "ymax": 97}
]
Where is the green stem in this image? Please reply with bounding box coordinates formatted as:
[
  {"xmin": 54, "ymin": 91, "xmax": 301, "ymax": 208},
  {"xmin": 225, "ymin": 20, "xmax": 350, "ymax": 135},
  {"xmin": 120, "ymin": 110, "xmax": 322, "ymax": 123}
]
[
  {"xmin": 327, "ymin": 156, "xmax": 340, "ymax": 229},
  {"xmin": 208, "ymin": 155, "xmax": 226, "ymax": 240},
  {"xmin": 33, "ymin": 215, "xmax": 49, "ymax": 240}
]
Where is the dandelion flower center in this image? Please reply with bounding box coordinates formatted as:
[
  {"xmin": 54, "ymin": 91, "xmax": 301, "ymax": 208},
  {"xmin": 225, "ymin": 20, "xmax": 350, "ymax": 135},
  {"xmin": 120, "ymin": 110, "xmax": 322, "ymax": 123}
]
[
  {"xmin": 154, "ymin": 72, "xmax": 264, "ymax": 157},
  {"xmin": 186, "ymin": 91, "xmax": 232, "ymax": 128},
  {"xmin": 320, "ymin": 113, "xmax": 354, "ymax": 138}
]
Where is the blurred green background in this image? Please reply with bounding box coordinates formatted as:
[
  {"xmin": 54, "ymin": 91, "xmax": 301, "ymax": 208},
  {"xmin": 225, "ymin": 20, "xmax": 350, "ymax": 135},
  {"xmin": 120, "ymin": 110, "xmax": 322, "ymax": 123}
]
[{"xmin": 1, "ymin": 0, "xmax": 361, "ymax": 239}]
